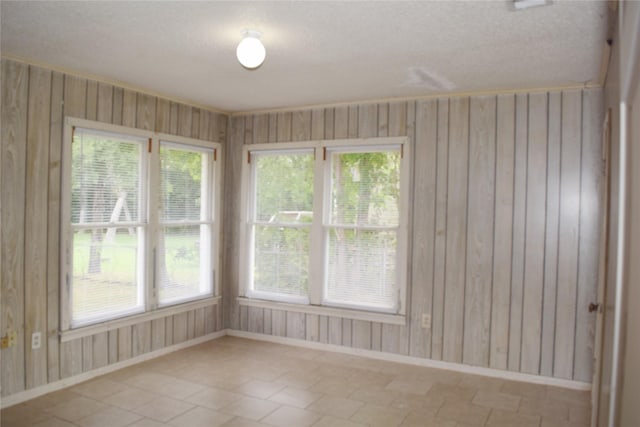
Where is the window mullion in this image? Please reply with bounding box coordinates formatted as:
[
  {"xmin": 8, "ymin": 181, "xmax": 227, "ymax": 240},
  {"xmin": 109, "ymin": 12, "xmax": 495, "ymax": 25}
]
[
  {"xmin": 309, "ymin": 147, "xmax": 326, "ymax": 306},
  {"xmin": 147, "ymin": 137, "xmax": 160, "ymax": 310}
]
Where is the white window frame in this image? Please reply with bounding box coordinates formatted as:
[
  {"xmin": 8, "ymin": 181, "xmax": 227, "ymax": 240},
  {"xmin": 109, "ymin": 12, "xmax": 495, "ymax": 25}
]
[
  {"xmin": 60, "ymin": 117, "xmax": 222, "ymax": 332},
  {"xmin": 239, "ymin": 137, "xmax": 409, "ymax": 316}
]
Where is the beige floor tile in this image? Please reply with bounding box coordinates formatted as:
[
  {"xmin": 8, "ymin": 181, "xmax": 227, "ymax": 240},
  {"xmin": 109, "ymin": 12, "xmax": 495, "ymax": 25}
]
[
  {"xmin": 350, "ymin": 403, "xmax": 409, "ymax": 427},
  {"xmin": 261, "ymin": 405, "xmax": 322, "ymax": 427},
  {"xmin": 500, "ymin": 380, "xmax": 547, "ymax": 400},
  {"xmin": 389, "ymin": 393, "xmax": 443, "ymax": 417},
  {"xmin": 311, "ymin": 378, "xmax": 360, "ymax": 398},
  {"xmin": 350, "ymin": 386, "xmax": 397, "ymax": 406},
  {"xmin": 273, "ymin": 372, "xmax": 323, "ymax": 390},
  {"xmin": 312, "ymin": 415, "xmax": 367, "ymax": 427},
  {"xmin": 308, "ymin": 395, "xmax": 364, "ymax": 419},
  {"xmin": 102, "ymin": 387, "xmax": 159, "ymax": 411},
  {"xmin": 458, "ymin": 374, "xmax": 505, "ymax": 391},
  {"xmin": 168, "ymin": 406, "xmax": 234, "ymax": 427},
  {"xmin": 31, "ymin": 418, "xmax": 78, "ymax": 427},
  {"xmin": 546, "ymin": 387, "xmax": 591, "ymax": 408},
  {"xmin": 518, "ymin": 397, "xmax": 569, "ymax": 421},
  {"xmin": 220, "ymin": 416, "xmax": 271, "ymax": 427},
  {"xmin": 269, "ymin": 386, "xmax": 323, "ymax": 408},
  {"xmin": 70, "ymin": 378, "xmax": 129, "ymax": 400},
  {"xmin": 47, "ymin": 396, "xmax": 108, "ymax": 422},
  {"xmin": 400, "ymin": 413, "xmax": 457, "ymax": 427},
  {"xmin": 127, "ymin": 419, "xmax": 169, "ymax": 427},
  {"xmin": 0, "ymin": 403, "xmax": 51, "ymax": 427},
  {"xmin": 436, "ymin": 401, "xmax": 490, "ymax": 426},
  {"xmin": 185, "ymin": 387, "xmax": 244, "ymax": 410},
  {"xmin": 472, "ymin": 389, "xmax": 521, "ymax": 412},
  {"xmin": 426, "ymin": 382, "xmax": 478, "ymax": 402},
  {"xmin": 123, "ymin": 372, "xmax": 204, "ymax": 399},
  {"xmin": 541, "ymin": 417, "xmax": 590, "ymax": 427},
  {"xmin": 132, "ymin": 395, "xmax": 195, "ymax": 422},
  {"xmin": 76, "ymin": 406, "xmax": 143, "ymax": 427},
  {"xmin": 485, "ymin": 408, "xmax": 541, "ymax": 427},
  {"xmin": 220, "ymin": 396, "xmax": 281, "ymax": 420},
  {"xmin": 25, "ymin": 390, "xmax": 82, "ymax": 411},
  {"xmin": 385, "ymin": 378, "xmax": 433, "ymax": 395},
  {"xmin": 233, "ymin": 379, "xmax": 286, "ymax": 399},
  {"xmin": 569, "ymin": 405, "xmax": 591, "ymax": 424}
]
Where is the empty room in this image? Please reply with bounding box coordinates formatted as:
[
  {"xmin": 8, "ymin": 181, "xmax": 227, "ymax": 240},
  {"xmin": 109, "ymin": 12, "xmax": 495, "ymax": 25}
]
[{"xmin": 1, "ymin": 1, "xmax": 639, "ymax": 426}]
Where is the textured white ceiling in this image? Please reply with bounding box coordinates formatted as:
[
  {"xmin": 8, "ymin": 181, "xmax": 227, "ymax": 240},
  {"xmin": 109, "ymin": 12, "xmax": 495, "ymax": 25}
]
[{"xmin": 1, "ymin": 1, "xmax": 609, "ymax": 112}]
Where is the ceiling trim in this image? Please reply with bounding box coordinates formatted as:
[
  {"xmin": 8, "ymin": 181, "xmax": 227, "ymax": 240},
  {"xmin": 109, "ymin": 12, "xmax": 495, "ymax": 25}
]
[
  {"xmin": 1, "ymin": 54, "xmax": 231, "ymax": 116},
  {"xmin": 2, "ymin": 53, "xmax": 603, "ymax": 118},
  {"xmin": 229, "ymin": 82, "xmax": 602, "ymax": 117}
]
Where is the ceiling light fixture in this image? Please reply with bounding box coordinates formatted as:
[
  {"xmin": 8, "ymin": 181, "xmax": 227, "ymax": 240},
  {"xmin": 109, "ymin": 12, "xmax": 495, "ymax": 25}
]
[
  {"xmin": 236, "ymin": 30, "xmax": 266, "ymax": 69},
  {"xmin": 512, "ymin": 0, "xmax": 552, "ymax": 10}
]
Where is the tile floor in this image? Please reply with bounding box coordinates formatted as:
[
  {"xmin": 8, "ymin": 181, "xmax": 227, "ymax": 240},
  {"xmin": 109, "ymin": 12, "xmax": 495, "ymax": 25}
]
[{"xmin": 1, "ymin": 337, "xmax": 591, "ymax": 427}]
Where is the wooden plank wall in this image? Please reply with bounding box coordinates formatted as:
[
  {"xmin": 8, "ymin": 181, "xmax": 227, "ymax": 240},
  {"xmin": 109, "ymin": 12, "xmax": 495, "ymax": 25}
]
[
  {"xmin": 225, "ymin": 89, "xmax": 604, "ymax": 382},
  {"xmin": 0, "ymin": 59, "xmax": 227, "ymax": 397}
]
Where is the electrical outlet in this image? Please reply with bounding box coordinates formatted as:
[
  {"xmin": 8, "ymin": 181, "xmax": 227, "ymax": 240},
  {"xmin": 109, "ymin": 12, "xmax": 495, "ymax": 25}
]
[
  {"xmin": 421, "ymin": 314, "xmax": 431, "ymax": 329},
  {"xmin": 31, "ymin": 332, "xmax": 41, "ymax": 350}
]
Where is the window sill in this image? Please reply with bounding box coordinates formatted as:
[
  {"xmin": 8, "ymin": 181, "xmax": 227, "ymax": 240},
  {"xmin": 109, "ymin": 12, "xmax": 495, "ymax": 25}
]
[
  {"xmin": 237, "ymin": 297, "xmax": 406, "ymax": 325},
  {"xmin": 60, "ymin": 296, "xmax": 221, "ymax": 342}
]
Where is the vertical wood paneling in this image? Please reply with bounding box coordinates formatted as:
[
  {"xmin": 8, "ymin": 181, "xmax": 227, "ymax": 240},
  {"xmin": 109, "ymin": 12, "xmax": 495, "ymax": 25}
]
[
  {"xmin": 286, "ymin": 312, "xmax": 306, "ymax": 340},
  {"xmin": 276, "ymin": 112, "xmax": 292, "ymax": 142},
  {"xmin": 248, "ymin": 307, "xmax": 264, "ymax": 333},
  {"xmin": 463, "ymin": 95, "xmax": 496, "ymax": 367},
  {"xmin": 358, "ymin": 104, "xmax": 377, "ymax": 138},
  {"xmin": 97, "ymin": 83, "xmax": 113, "ymax": 124},
  {"xmin": 108, "ymin": 330, "xmax": 118, "ymax": 364},
  {"xmin": 122, "ymin": 90, "xmax": 137, "ymax": 127},
  {"xmin": 1, "ymin": 60, "xmax": 28, "ymax": 396},
  {"xmin": 177, "ymin": 105, "xmax": 192, "ymax": 138},
  {"xmin": 117, "ymin": 326, "xmax": 132, "ymax": 361},
  {"xmin": 24, "ymin": 66, "xmax": 51, "ymax": 389},
  {"xmin": 85, "ymin": 81, "xmax": 98, "ymax": 121},
  {"xmin": 173, "ymin": 312, "xmax": 188, "ymax": 344},
  {"xmin": 521, "ymin": 93, "xmax": 549, "ymax": 374},
  {"xmin": 263, "ymin": 308, "xmax": 272, "ymax": 335},
  {"xmin": 490, "ymin": 95, "xmax": 515, "ymax": 370},
  {"xmin": 540, "ymin": 92, "xmax": 562, "ymax": 376},
  {"xmin": 47, "ymin": 71, "xmax": 64, "ymax": 383},
  {"xmin": 328, "ymin": 317, "xmax": 342, "ymax": 345},
  {"xmin": 371, "ymin": 323, "xmax": 382, "ymax": 352},
  {"xmin": 431, "ymin": 99, "xmax": 449, "ymax": 361},
  {"xmin": 239, "ymin": 305, "xmax": 249, "ymax": 332},
  {"xmin": 186, "ymin": 310, "xmax": 195, "ymax": 340},
  {"xmin": 92, "ymin": 332, "xmax": 108, "ymax": 369},
  {"xmin": 132, "ymin": 321, "xmax": 151, "ymax": 357},
  {"xmin": 348, "ymin": 106, "xmax": 358, "ymax": 138},
  {"xmin": 82, "ymin": 337, "xmax": 93, "ymax": 372},
  {"xmin": 443, "ymin": 97, "xmax": 469, "ymax": 363},
  {"xmin": 60, "ymin": 339, "xmax": 82, "ymax": 378},
  {"xmin": 156, "ymin": 99, "xmax": 171, "ymax": 133},
  {"xmin": 112, "ymin": 87, "xmax": 123, "ymax": 125},
  {"xmin": 342, "ymin": 319, "xmax": 352, "ymax": 347},
  {"xmin": 574, "ymin": 89, "xmax": 603, "ymax": 381},
  {"xmin": 253, "ymin": 114, "xmax": 269, "ymax": 144},
  {"xmin": 319, "ymin": 316, "xmax": 329, "ymax": 343},
  {"xmin": 508, "ymin": 94, "xmax": 528, "ymax": 372},
  {"xmin": 292, "ymin": 110, "xmax": 312, "ymax": 141},
  {"xmin": 136, "ymin": 94, "xmax": 156, "ymax": 131},
  {"xmin": 352, "ymin": 320, "xmax": 371, "ymax": 349},
  {"xmin": 194, "ymin": 308, "xmax": 205, "ymax": 337},
  {"xmin": 164, "ymin": 316, "xmax": 174, "ymax": 346},
  {"xmin": 311, "ymin": 109, "xmax": 325, "ymax": 140},
  {"xmin": 555, "ymin": 90, "xmax": 582, "ymax": 379},
  {"xmin": 306, "ymin": 314, "xmax": 320, "ymax": 342},
  {"xmin": 272, "ymin": 310, "xmax": 286, "ymax": 337},
  {"xmin": 151, "ymin": 318, "xmax": 165, "ymax": 351},
  {"xmin": 191, "ymin": 108, "xmax": 200, "ymax": 139},
  {"xmin": 409, "ymin": 99, "xmax": 437, "ymax": 358}
]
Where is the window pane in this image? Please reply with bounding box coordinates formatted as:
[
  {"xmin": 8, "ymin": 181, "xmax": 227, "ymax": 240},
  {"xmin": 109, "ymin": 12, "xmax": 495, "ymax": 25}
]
[
  {"xmin": 159, "ymin": 225, "xmax": 212, "ymax": 304},
  {"xmin": 161, "ymin": 146, "xmax": 208, "ymax": 221},
  {"xmin": 330, "ymin": 150, "xmax": 400, "ymax": 226},
  {"xmin": 72, "ymin": 130, "xmax": 142, "ymax": 224},
  {"xmin": 253, "ymin": 225, "xmax": 309, "ymax": 297},
  {"xmin": 326, "ymin": 228, "xmax": 397, "ymax": 310},
  {"xmin": 254, "ymin": 152, "xmax": 313, "ymax": 223},
  {"xmin": 72, "ymin": 227, "xmax": 144, "ymax": 324}
]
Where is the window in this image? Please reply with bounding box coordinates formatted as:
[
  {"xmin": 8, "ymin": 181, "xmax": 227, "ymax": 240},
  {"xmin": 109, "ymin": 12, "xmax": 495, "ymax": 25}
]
[
  {"xmin": 61, "ymin": 119, "xmax": 221, "ymax": 330},
  {"xmin": 241, "ymin": 138, "xmax": 409, "ymax": 315}
]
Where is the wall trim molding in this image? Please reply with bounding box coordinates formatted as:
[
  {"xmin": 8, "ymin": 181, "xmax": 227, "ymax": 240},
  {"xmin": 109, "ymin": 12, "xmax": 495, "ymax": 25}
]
[
  {"xmin": 227, "ymin": 330, "xmax": 592, "ymax": 391},
  {"xmin": 0, "ymin": 330, "xmax": 227, "ymax": 409}
]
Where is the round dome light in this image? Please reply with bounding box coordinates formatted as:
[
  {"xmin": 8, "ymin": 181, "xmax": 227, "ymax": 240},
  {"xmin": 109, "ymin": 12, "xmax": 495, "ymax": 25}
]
[{"xmin": 236, "ymin": 31, "xmax": 266, "ymax": 69}]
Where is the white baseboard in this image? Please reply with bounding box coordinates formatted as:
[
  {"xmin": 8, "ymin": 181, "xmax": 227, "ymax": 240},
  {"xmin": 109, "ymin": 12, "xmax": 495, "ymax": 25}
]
[
  {"xmin": 0, "ymin": 330, "xmax": 226, "ymax": 409},
  {"xmin": 227, "ymin": 330, "xmax": 592, "ymax": 391},
  {"xmin": 1, "ymin": 327, "xmax": 591, "ymax": 410}
]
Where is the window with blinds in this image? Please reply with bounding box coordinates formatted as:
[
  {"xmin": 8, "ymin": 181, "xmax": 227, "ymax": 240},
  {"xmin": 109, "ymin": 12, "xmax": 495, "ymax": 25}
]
[
  {"xmin": 62, "ymin": 120, "xmax": 221, "ymax": 330},
  {"xmin": 70, "ymin": 128, "xmax": 146, "ymax": 325},
  {"xmin": 325, "ymin": 148, "xmax": 401, "ymax": 311},
  {"xmin": 242, "ymin": 138, "xmax": 408, "ymax": 315},
  {"xmin": 158, "ymin": 142, "xmax": 215, "ymax": 305}
]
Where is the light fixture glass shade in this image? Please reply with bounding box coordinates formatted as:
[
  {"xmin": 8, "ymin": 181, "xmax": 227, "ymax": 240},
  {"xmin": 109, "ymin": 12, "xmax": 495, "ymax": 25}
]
[{"xmin": 236, "ymin": 32, "xmax": 266, "ymax": 69}]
